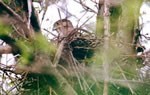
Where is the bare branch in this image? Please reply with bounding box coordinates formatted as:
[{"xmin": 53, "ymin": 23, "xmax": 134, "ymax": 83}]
[
  {"xmin": 115, "ymin": 62, "xmax": 134, "ymax": 94},
  {"xmin": 12, "ymin": 24, "xmax": 27, "ymax": 39},
  {"xmin": 53, "ymin": 40, "xmax": 65, "ymax": 67},
  {"xmin": 103, "ymin": 0, "xmax": 110, "ymax": 95},
  {"xmin": 74, "ymin": 0, "xmax": 97, "ymax": 14},
  {"xmin": 79, "ymin": 14, "xmax": 95, "ymax": 28},
  {"xmin": 0, "ymin": 1, "xmax": 24, "ymax": 22},
  {"xmin": 0, "ymin": 63, "xmax": 17, "ymax": 74},
  {"xmin": 27, "ymin": 0, "xmax": 33, "ymax": 29},
  {"xmin": 43, "ymin": 28, "xmax": 58, "ymax": 37}
]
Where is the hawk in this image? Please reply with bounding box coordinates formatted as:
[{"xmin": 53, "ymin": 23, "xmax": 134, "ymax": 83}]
[
  {"xmin": 53, "ymin": 19, "xmax": 74, "ymax": 38},
  {"xmin": 53, "ymin": 19, "xmax": 101, "ymax": 60}
]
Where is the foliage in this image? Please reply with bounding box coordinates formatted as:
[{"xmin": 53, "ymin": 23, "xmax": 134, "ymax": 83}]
[{"xmin": 0, "ymin": 0, "xmax": 149, "ymax": 95}]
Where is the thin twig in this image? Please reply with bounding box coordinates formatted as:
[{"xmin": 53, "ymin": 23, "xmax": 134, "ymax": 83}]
[
  {"xmin": 53, "ymin": 40, "xmax": 65, "ymax": 67},
  {"xmin": 27, "ymin": 0, "xmax": 32, "ymax": 29},
  {"xmin": 76, "ymin": 11, "xmax": 88, "ymax": 28},
  {"xmin": 0, "ymin": 1, "xmax": 24, "ymax": 22},
  {"xmin": 12, "ymin": 24, "xmax": 27, "ymax": 39},
  {"xmin": 58, "ymin": 8, "xmax": 62, "ymax": 20},
  {"xmin": 115, "ymin": 62, "xmax": 135, "ymax": 94},
  {"xmin": 43, "ymin": 28, "xmax": 58, "ymax": 37},
  {"xmin": 57, "ymin": 64, "xmax": 70, "ymax": 75},
  {"xmin": 74, "ymin": 0, "xmax": 97, "ymax": 14},
  {"xmin": 79, "ymin": 14, "xmax": 95, "ymax": 28},
  {"xmin": 67, "ymin": 50, "xmax": 84, "ymax": 91},
  {"xmin": 68, "ymin": 50, "xmax": 94, "ymax": 95}
]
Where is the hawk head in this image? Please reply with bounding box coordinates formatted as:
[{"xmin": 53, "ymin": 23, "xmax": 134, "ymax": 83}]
[{"xmin": 53, "ymin": 19, "xmax": 74, "ymax": 37}]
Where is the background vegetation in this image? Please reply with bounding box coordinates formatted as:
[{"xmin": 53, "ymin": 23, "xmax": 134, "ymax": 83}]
[{"xmin": 0, "ymin": 0, "xmax": 149, "ymax": 95}]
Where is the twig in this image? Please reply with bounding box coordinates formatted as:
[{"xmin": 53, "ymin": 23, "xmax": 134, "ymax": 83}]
[
  {"xmin": 78, "ymin": 27, "xmax": 93, "ymax": 33},
  {"xmin": 58, "ymin": 8, "xmax": 62, "ymax": 20},
  {"xmin": 40, "ymin": 1, "xmax": 49, "ymax": 25},
  {"xmin": 0, "ymin": 1, "xmax": 24, "ymax": 22},
  {"xmin": 76, "ymin": 10, "xmax": 88, "ymax": 28},
  {"xmin": 57, "ymin": 64, "xmax": 70, "ymax": 75},
  {"xmin": 69, "ymin": 51, "xmax": 94, "ymax": 95},
  {"xmin": 74, "ymin": 0, "xmax": 97, "ymax": 14},
  {"xmin": 115, "ymin": 62, "xmax": 135, "ymax": 94},
  {"xmin": 0, "ymin": 66, "xmax": 17, "ymax": 74},
  {"xmin": 12, "ymin": 24, "xmax": 27, "ymax": 39},
  {"xmin": 67, "ymin": 50, "xmax": 84, "ymax": 91},
  {"xmin": 27, "ymin": 0, "xmax": 32, "ymax": 29},
  {"xmin": 78, "ymin": 13, "xmax": 95, "ymax": 28},
  {"xmin": 43, "ymin": 28, "xmax": 58, "ymax": 37},
  {"xmin": 53, "ymin": 40, "xmax": 65, "ymax": 67}
]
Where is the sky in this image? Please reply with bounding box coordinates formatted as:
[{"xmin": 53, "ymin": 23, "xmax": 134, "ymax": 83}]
[{"xmin": 139, "ymin": 2, "xmax": 150, "ymax": 52}]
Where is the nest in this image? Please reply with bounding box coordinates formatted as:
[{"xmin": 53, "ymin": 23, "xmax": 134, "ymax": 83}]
[{"xmin": 63, "ymin": 28, "xmax": 101, "ymax": 60}]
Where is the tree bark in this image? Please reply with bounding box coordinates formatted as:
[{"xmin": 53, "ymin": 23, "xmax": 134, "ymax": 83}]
[{"xmin": 103, "ymin": 0, "xmax": 110, "ymax": 95}]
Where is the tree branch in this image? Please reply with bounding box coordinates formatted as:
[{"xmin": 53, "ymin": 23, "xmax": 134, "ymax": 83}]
[
  {"xmin": 103, "ymin": 0, "xmax": 110, "ymax": 95},
  {"xmin": 74, "ymin": 0, "xmax": 97, "ymax": 14},
  {"xmin": 0, "ymin": 1, "xmax": 24, "ymax": 22}
]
